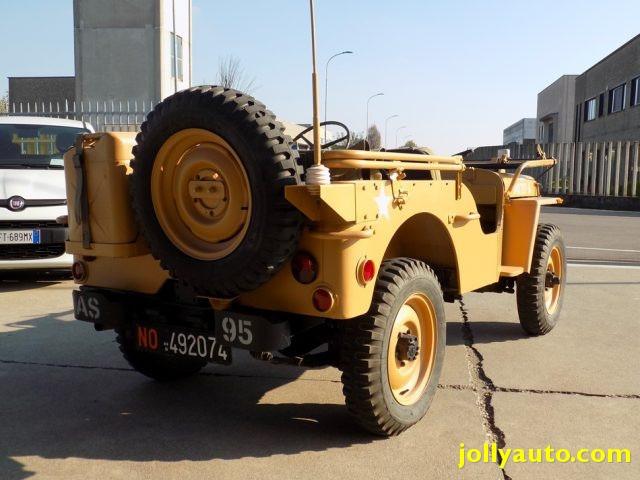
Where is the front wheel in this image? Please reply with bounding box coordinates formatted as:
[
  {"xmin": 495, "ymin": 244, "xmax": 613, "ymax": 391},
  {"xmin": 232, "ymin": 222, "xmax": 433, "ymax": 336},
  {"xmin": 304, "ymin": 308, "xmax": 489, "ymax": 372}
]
[
  {"xmin": 340, "ymin": 258, "xmax": 446, "ymax": 436},
  {"xmin": 516, "ymin": 223, "xmax": 567, "ymax": 335}
]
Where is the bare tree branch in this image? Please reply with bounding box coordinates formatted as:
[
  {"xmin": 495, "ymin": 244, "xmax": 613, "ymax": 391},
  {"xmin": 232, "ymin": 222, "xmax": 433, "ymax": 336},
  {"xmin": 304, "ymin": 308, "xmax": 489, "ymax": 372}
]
[
  {"xmin": 217, "ymin": 55, "xmax": 257, "ymax": 94},
  {"xmin": 0, "ymin": 92, "xmax": 8, "ymax": 114}
]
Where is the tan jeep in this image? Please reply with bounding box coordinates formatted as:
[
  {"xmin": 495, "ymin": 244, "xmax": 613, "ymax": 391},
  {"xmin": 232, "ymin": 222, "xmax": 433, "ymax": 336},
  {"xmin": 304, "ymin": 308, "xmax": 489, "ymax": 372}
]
[{"xmin": 64, "ymin": 87, "xmax": 566, "ymax": 436}]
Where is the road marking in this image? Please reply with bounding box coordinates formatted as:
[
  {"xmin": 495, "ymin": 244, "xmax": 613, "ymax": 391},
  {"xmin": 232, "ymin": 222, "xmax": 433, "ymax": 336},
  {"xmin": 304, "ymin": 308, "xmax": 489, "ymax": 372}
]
[
  {"xmin": 568, "ymin": 246, "xmax": 640, "ymax": 253},
  {"xmin": 568, "ymin": 262, "xmax": 640, "ymax": 270}
]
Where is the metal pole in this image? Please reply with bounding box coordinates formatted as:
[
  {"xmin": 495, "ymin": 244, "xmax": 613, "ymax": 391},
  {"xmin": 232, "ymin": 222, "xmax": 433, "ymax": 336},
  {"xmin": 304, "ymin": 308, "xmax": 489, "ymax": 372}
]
[
  {"xmin": 324, "ymin": 50, "xmax": 353, "ymax": 144},
  {"xmin": 365, "ymin": 92, "xmax": 384, "ymax": 149},
  {"xmin": 172, "ymin": 0, "xmax": 178, "ymax": 94},
  {"xmin": 384, "ymin": 114, "xmax": 399, "ymax": 149},
  {"xmin": 309, "ymin": 0, "xmax": 322, "ymax": 165},
  {"xmin": 395, "ymin": 125, "xmax": 407, "ymax": 148}
]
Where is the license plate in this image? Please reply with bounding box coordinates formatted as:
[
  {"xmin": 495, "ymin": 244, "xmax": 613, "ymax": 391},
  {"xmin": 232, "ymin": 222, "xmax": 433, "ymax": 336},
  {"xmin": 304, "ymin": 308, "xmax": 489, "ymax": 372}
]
[
  {"xmin": 135, "ymin": 324, "xmax": 232, "ymax": 365},
  {"xmin": 0, "ymin": 229, "xmax": 40, "ymax": 245}
]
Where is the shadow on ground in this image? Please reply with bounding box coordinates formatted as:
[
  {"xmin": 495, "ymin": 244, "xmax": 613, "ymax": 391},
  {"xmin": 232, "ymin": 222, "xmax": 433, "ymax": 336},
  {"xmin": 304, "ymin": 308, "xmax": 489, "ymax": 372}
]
[
  {"xmin": 0, "ymin": 270, "xmax": 71, "ymax": 293},
  {"xmin": 446, "ymin": 320, "xmax": 529, "ymax": 346},
  {"xmin": 0, "ymin": 312, "xmax": 377, "ymax": 480}
]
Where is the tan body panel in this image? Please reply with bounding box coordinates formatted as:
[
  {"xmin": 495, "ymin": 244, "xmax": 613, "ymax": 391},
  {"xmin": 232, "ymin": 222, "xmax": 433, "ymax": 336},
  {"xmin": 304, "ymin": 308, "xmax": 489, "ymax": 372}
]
[
  {"xmin": 243, "ymin": 179, "xmax": 501, "ymax": 319},
  {"xmin": 64, "ymin": 135, "xmax": 557, "ymax": 321},
  {"xmin": 81, "ymin": 255, "xmax": 169, "ymax": 294},
  {"xmin": 502, "ymin": 197, "xmax": 561, "ymax": 273}
]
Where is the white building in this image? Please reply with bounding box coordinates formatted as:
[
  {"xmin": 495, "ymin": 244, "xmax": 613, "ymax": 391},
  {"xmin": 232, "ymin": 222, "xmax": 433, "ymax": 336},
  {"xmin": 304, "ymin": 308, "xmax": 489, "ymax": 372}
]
[{"xmin": 74, "ymin": 0, "xmax": 192, "ymax": 104}]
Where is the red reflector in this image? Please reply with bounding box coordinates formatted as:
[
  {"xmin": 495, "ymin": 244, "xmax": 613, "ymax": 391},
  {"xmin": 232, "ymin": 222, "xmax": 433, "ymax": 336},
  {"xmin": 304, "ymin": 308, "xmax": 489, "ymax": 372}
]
[
  {"xmin": 362, "ymin": 259, "xmax": 376, "ymax": 283},
  {"xmin": 72, "ymin": 261, "xmax": 87, "ymax": 281},
  {"xmin": 291, "ymin": 252, "xmax": 318, "ymax": 284},
  {"xmin": 312, "ymin": 288, "xmax": 334, "ymax": 312}
]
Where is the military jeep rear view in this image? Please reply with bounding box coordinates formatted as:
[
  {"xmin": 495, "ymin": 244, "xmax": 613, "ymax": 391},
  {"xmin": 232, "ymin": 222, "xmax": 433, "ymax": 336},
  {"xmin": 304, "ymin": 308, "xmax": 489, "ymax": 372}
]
[{"xmin": 64, "ymin": 7, "xmax": 566, "ymax": 436}]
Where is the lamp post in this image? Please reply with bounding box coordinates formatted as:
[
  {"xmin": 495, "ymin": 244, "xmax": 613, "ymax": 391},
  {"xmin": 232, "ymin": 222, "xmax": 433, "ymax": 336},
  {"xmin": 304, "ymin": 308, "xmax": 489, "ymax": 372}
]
[
  {"xmin": 324, "ymin": 50, "xmax": 353, "ymax": 143},
  {"xmin": 395, "ymin": 125, "xmax": 407, "ymax": 148},
  {"xmin": 384, "ymin": 114, "xmax": 399, "ymax": 149},
  {"xmin": 365, "ymin": 92, "xmax": 384, "ymax": 149}
]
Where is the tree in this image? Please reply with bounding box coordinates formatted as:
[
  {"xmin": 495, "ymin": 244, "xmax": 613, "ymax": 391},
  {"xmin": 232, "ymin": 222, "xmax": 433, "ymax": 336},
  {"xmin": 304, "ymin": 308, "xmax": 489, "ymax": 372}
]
[
  {"xmin": 217, "ymin": 55, "xmax": 257, "ymax": 93},
  {"xmin": 402, "ymin": 139, "xmax": 417, "ymax": 148},
  {"xmin": 367, "ymin": 124, "xmax": 382, "ymax": 150},
  {"xmin": 0, "ymin": 92, "xmax": 8, "ymax": 114}
]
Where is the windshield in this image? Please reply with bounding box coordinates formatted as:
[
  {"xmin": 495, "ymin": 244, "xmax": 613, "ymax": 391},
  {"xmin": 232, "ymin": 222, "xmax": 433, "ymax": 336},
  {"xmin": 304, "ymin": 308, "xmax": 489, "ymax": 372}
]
[{"xmin": 0, "ymin": 123, "xmax": 89, "ymax": 169}]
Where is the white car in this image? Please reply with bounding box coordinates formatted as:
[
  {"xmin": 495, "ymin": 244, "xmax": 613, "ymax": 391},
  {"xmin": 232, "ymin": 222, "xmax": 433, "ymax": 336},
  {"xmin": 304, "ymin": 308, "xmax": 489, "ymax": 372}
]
[{"xmin": 0, "ymin": 116, "xmax": 93, "ymax": 270}]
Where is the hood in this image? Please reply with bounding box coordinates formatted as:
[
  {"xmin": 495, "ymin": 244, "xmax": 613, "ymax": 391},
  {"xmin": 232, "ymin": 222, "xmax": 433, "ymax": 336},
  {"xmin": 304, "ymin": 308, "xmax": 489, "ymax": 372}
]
[{"xmin": 0, "ymin": 168, "xmax": 66, "ymax": 200}]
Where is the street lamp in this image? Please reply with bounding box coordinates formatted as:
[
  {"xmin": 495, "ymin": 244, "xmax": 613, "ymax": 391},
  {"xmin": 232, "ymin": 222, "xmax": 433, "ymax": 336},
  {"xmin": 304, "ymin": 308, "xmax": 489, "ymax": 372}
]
[
  {"xmin": 384, "ymin": 114, "xmax": 399, "ymax": 149},
  {"xmin": 365, "ymin": 92, "xmax": 384, "ymax": 149},
  {"xmin": 395, "ymin": 125, "xmax": 407, "ymax": 148},
  {"xmin": 324, "ymin": 50, "xmax": 353, "ymax": 143}
]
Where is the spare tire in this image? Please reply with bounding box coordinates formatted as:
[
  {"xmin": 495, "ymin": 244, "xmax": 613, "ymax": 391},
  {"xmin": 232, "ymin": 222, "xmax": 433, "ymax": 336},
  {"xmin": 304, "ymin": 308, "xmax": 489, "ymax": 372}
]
[{"xmin": 130, "ymin": 86, "xmax": 303, "ymax": 298}]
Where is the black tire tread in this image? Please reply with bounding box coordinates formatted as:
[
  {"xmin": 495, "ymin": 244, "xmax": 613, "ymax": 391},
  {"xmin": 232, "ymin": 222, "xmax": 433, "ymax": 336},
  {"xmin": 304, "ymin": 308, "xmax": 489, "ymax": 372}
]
[
  {"xmin": 516, "ymin": 223, "xmax": 565, "ymax": 335},
  {"xmin": 340, "ymin": 258, "xmax": 443, "ymax": 436},
  {"xmin": 130, "ymin": 86, "xmax": 302, "ymax": 298}
]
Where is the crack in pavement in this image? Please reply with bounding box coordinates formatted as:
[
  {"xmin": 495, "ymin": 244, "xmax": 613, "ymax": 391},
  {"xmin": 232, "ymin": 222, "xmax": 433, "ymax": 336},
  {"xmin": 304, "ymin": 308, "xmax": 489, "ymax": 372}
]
[
  {"xmin": 2, "ymin": 359, "xmax": 638, "ymax": 400},
  {"xmin": 458, "ymin": 299, "xmax": 512, "ymax": 480},
  {"xmin": 493, "ymin": 385, "xmax": 640, "ymax": 399}
]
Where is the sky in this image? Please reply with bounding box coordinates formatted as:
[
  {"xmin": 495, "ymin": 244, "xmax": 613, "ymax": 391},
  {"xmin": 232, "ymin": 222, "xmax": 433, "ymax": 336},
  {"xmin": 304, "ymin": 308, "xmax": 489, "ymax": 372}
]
[{"xmin": 1, "ymin": 0, "xmax": 639, "ymax": 154}]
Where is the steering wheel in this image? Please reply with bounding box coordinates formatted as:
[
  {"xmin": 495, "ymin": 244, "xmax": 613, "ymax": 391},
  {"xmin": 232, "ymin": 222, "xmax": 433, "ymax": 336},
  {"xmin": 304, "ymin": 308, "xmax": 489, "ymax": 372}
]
[{"xmin": 292, "ymin": 121, "xmax": 350, "ymax": 150}]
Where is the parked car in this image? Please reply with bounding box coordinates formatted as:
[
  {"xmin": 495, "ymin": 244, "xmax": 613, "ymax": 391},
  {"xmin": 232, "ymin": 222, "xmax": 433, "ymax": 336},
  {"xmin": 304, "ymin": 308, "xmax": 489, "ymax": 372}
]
[{"xmin": 0, "ymin": 116, "xmax": 93, "ymax": 271}]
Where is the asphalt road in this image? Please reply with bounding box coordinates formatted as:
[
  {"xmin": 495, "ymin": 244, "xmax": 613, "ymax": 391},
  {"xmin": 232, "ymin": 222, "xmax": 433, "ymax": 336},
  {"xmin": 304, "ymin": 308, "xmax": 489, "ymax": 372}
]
[{"xmin": 0, "ymin": 207, "xmax": 639, "ymax": 480}]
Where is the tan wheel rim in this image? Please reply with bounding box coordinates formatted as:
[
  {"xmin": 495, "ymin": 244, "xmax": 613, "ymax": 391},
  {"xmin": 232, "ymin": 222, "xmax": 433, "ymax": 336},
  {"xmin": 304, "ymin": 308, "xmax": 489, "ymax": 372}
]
[
  {"xmin": 387, "ymin": 293, "xmax": 437, "ymax": 406},
  {"xmin": 544, "ymin": 245, "xmax": 563, "ymax": 314},
  {"xmin": 151, "ymin": 128, "xmax": 252, "ymax": 260}
]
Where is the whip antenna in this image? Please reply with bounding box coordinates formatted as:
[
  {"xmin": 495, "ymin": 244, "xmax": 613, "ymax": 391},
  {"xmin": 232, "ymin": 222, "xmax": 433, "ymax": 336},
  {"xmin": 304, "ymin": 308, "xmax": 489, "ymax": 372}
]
[{"xmin": 304, "ymin": 0, "xmax": 331, "ymax": 191}]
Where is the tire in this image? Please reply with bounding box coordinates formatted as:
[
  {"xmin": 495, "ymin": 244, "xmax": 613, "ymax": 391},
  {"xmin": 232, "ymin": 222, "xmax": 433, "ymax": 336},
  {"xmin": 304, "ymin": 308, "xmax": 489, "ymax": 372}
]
[
  {"xmin": 516, "ymin": 223, "xmax": 566, "ymax": 335},
  {"xmin": 116, "ymin": 328, "xmax": 206, "ymax": 382},
  {"xmin": 130, "ymin": 86, "xmax": 303, "ymax": 298},
  {"xmin": 340, "ymin": 258, "xmax": 446, "ymax": 436}
]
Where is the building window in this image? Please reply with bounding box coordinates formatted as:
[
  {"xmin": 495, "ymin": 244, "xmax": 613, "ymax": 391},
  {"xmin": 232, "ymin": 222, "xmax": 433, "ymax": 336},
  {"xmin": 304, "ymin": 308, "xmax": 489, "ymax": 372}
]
[
  {"xmin": 598, "ymin": 93, "xmax": 605, "ymax": 117},
  {"xmin": 171, "ymin": 33, "xmax": 184, "ymax": 81},
  {"xmin": 608, "ymin": 83, "xmax": 626, "ymax": 114},
  {"xmin": 631, "ymin": 76, "xmax": 640, "ymax": 107},
  {"xmin": 584, "ymin": 97, "xmax": 597, "ymax": 121}
]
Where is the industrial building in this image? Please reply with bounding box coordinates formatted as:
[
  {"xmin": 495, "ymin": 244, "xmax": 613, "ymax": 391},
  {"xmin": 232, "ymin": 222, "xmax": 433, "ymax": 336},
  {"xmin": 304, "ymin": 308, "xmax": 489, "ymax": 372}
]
[
  {"xmin": 503, "ymin": 118, "xmax": 537, "ymax": 145},
  {"xmin": 7, "ymin": 0, "xmax": 192, "ymax": 108},
  {"xmin": 536, "ymin": 33, "xmax": 640, "ymax": 144}
]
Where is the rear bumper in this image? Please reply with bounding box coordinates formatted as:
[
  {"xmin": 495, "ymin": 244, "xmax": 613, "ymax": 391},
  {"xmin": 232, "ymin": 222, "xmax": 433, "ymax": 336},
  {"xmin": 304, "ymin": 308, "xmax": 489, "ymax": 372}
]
[{"xmin": 72, "ymin": 287, "xmax": 292, "ymax": 352}]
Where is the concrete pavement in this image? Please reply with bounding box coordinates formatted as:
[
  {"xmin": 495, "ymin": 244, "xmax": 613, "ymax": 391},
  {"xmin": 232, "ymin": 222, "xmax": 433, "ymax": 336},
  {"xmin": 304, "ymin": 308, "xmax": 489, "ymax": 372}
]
[{"xmin": 0, "ymin": 208, "xmax": 638, "ymax": 480}]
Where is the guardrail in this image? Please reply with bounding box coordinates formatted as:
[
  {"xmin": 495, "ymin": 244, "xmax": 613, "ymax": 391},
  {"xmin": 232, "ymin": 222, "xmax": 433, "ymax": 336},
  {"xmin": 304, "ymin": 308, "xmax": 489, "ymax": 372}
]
[
  {"xmin": 467, "ymin": 141, "xmax": 640, "ymax": 198},
  {"xmin": 537, "ymin": 142, "xmax": 640, "ymax": 197},
  {"xmin": 1, "ymin": 99, "xmax": 156, "ymax": 132}
]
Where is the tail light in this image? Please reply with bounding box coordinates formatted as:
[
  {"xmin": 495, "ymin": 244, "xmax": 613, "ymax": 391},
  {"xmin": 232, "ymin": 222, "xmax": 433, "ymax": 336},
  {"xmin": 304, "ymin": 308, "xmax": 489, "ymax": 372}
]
[
  {"xmin": 358, "ymin": 258, "xmax": 376, "ymax": 284},
  {"xmin": 312, "ymin": 288, "xmax": 334, "ymax": 312},
  {"xmin": 72, "ymin": 261, "xmax": 87, "ymax": 281},
  {"xmin": 291, "ymin": 251, "xmax": 318, "ymax": 284}
]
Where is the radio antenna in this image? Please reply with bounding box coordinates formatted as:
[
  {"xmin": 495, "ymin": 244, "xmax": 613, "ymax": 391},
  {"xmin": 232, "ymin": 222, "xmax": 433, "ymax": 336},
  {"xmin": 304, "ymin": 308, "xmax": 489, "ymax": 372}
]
[{"xmin": 309, "ymin": 0, "xmax": 322, "ymax": 166}]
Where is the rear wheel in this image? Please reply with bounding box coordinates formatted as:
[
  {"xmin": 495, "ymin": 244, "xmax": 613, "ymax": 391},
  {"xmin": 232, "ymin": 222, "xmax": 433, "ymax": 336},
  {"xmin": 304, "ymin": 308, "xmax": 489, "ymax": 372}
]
[
  {"xmin": 340, "ymin": 258, "xmax": 446, "ymax": 436},
  {"xmin": 116, "ymin": 328, "xmax": 206, "ymax": 382},
  {"xmin": 516, "ymin": 223, "xmax": 566, "ymax": 335}
]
